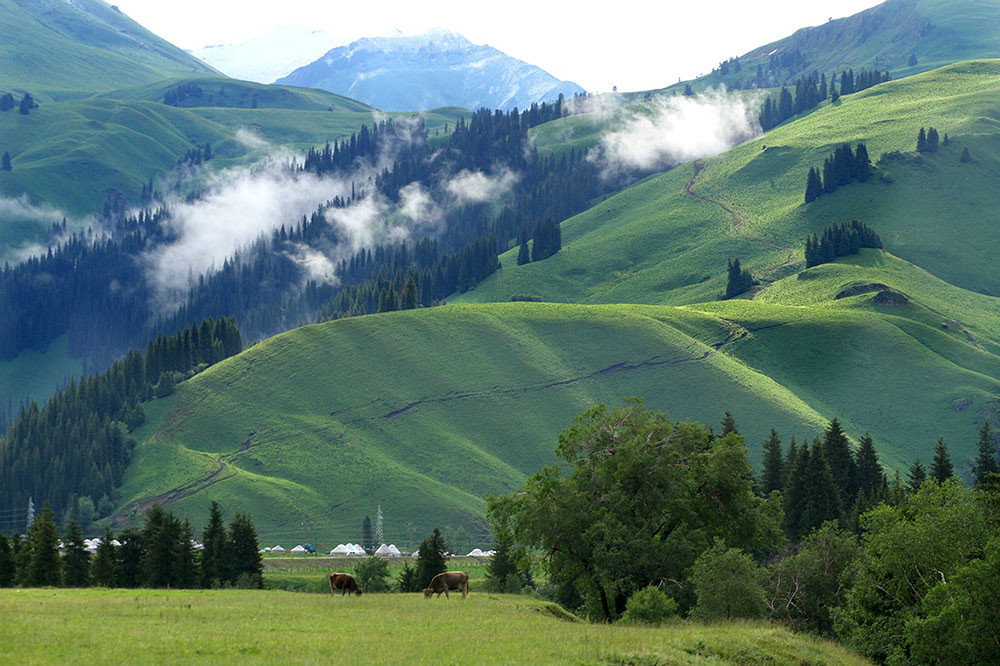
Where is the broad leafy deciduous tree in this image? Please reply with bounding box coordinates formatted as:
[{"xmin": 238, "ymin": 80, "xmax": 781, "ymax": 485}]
[{"xmin": 488, "ymin": 399, "xmax": 769, "ymax": 621}]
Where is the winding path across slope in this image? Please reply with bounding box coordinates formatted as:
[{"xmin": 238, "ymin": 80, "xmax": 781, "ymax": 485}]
[{"xmin": 684, "ymin": 160, "xmax": 797, "ymax": 288}]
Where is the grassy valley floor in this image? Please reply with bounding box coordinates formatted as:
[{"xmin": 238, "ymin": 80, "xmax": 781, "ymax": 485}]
[{"xmin": 0, "ymin": 589, "xmax": 870, "ymax": 665}]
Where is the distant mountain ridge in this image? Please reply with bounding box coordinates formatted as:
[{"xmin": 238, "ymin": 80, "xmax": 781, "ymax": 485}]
[
  {"xmin": 661, "ymin": 0, "xmax": 1000, "ymax": 95},
  {"xmin": 277, "ymin": 28, "xmax": 586, "ymax": 111}
]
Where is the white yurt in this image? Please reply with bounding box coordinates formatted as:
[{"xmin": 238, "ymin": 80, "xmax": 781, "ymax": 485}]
[
  {"xmin": 346, "ymin": 543, "xmax": 366, "ymax": 555},
  {"xmin": 329, "ymin": 544, "xmax": 351, "ymax": 555},
  {"xmin": 466, "ymin": 548, "xmax": 487, "ymax": 557},
  {"xmin": 290, "ymin": 545, "xmax": 308, "ymax": 554},
  {"xmin": 375, "ymin": 544, "xmax": 402, "ymax": 557},
  {"xmin": 269, "ymin": 545, "xmax": 285, "ymax": 553}
]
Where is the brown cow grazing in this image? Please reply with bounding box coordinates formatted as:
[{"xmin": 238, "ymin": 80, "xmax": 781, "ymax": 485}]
[
  {"xmin": 423, "ymin": 571, "xmax": 469, "ymax": 599},
  {"xmin": 329, "ymin": 572, "xmax": 362, "ymax": 597}
]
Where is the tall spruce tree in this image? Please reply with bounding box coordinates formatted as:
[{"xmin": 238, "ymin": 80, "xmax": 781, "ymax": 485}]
[
  {"xmin": 400, "ymin": 275, "xmax": 419, "ymax": 310},
  {"xmin": 854, "ymin": 434, "xmax": 885, "ymax": 502},
  {"xmin": 720, "ymin": 411, "xmax": 739, "ymax": 436},
  {"xmin": 26, "ymin": 502, "xmax": 62, "ymax": 586},
  {"xmin": 172, "ymin": 519, "xmax": 199, "ymax": 588},
  {"xmin": 917, "ymin": 127, "xmax": 928, "ymax": 152},
  {"xmin": 415, "ymin": 528, "xmax": 449, "ymax": 589},
  {"xmin": 973, "ymin": 422, "xmax": 998, "ymax": 486},
  {"xmin": 907, "ymin": 458, "xmax": 927, "ymax": 494},
  {"xmin": 516, "ymin": 239, "xmax": 530, "ymax": 265},
  {"xmin": 200, "ymin": 501, "xmax": 228, "ymax": 588},
  {"xmin": 62, "ymin": 520, "xmax": 90, "ymax": 587},
  {"xmin": 930, "ymin": 438, "xmax": 954, "ymax": 483},
  {"xmin": 822, "ymin": 418, "xmax": 856, "ymax": 506},
  {"xmin": 117, "ymin": 528, "xmax": 145, "ymax": 588},
  {"xmin": 90, "ymin": 526, "xmax": 117, "ymax": 587},
  {"xmin": 362, "ymin": 516, "xmax": 373, "ymax": 551},
  {"xmin": 228, "ymin": 513, "xmax": 262, "ymax": 587},
  {"xmin": 804, "ymin": 167, "xmax": 822, "ymax": 203},
  {"xmin": 143, "ymin": 505, "xmax": 181, "ymax": 587},
  {"xmin": 926, "ymin": 127, "xmax": 939, "ymax": 152},
  {"xmin": 760, "ymin": 429, "xmax": 785, "ymax": 495},
  {"xmin": 1, "ymin": 151, "xmax": 10, "ymax": 171}
]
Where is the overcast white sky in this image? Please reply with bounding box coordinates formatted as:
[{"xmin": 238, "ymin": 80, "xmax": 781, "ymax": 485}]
[{"xmin": 114, "ymin": 0, "xmax": 884, "ymax": 92}]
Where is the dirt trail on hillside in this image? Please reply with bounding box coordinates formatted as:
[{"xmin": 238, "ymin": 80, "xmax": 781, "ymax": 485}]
[
  {"xmin": 684, "ymin": 160, "xmax": 797, "ymax": 292},
  {"xmin": 111, "ymin": 459, "xmax": 234, "ymax": 528}
]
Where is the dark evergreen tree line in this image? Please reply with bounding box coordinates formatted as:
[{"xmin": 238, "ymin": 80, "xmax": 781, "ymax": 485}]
[
  {"xmin": 804, "ymin": 143, "xmax": 872, "ymax": 204},
  {"xmin": 759, "ymin": 69, "xmax": 889, "ymax": 132},
  {"xmin": 0, "ymin": 318, "xmax": 241, "ymax": 523},
  {"xmin": 0, "ymin": 501, "xmax": 262, "ymax": 590},
  {"xmin": 804, "ymin": 220, "xmax": 882, "ymax": 268},
  {"xmin": 163, "ymin": 83, "xmax": 204, "ymax": 106}
]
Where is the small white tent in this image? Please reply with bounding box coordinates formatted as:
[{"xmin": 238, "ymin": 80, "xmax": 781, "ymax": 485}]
[
  {"xmin": 375, "ymin": 544, "xmax": 402, "ymax": 557},
  {"xmin": 290, "ymin": 545, "xmax": 308, "ymax": 554},
  {"xmin": 466, "ymin": 548, "xmax": 487, "ymax": 557},
  {"xmin": 269, "ymin": 545, "xmax": 285, "ymax": 553},
  {"xmin": 346, "ymin": 543, "xmax": 366, "ymax": 555},
  {"xmin": 329, "ymin": 544, "xmax": 351, "ymax": 555}
]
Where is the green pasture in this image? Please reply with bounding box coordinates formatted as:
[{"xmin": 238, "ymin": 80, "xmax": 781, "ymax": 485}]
[
  {"xmin": 120, "ymin": 285, "xmax": 1000, "ymax": 534},
  {"xmin": 0, "ymin": 589, "xmax": 871, "ymax": 665}
]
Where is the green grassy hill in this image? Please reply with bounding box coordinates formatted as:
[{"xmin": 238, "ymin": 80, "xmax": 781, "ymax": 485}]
[
  {"xmin": 648, "ymin": 0, "xmax": 1000, "ymax": 95},
  {"xmin": 103, "ymin": 77, "xmax": 373, "ymax": 112},
  {"xmin": 122, "ymin": 281, "xmax": 1000, "ymax": 537},
  {"xmin": 471, "ymin": 60, "xmax": 1000, "ymax": 308},
  {"xmin": 0, "ymin": 0, "xmax": 216, "ymax": 100}
]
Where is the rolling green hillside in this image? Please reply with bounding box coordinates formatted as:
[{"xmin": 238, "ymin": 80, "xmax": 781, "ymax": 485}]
[
  {"xmin": 652, "ymin": 0, "xmax": 1000, "ymax": 95},
  {"xmin": 0, "ymin": 0, "xmax": 215, "ymax": 100},
  {"xmin": 470, "ymin": 60, "xmax": 1000, "ymax": 307},
  {"xmin": 122, "ymin": 282, "xmax": 1000, "ymax": 537},
  {"xmin": 104, "ymin": 77, "xmax": 374, "ymax": 112}
]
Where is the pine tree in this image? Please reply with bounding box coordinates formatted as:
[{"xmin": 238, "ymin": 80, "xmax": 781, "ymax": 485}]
[
  {"xmin": 822, "ymin": 418, "xmax": 856, "ymax": 506},
  {"xmin": 0, "ymin": 532, "xmax": 13, "ymax": 587},
  {"xmin": 516, "ymin": 239, "xmax": 530, "ymax": 265},
  {"xmin": 415, "ymin": 528, "xmax": 449, "ymax": 589},
  {"xmin": 62, "ymin": 520, "xmax": 90, "ymax": 587},
  {"xmin": 143, "ymin": 505, "xmax": 180, "ymax": 587},
  {"xmin": 18, "ymin": 93, "xmax": 33, "ymax": 115},
  {"xmin": 227, "ymin": 513, "xmax": 262, "ymax": 587},
  {"xmin": 907, "ymin": 458, "xmax": 927, "ymax": 494},
  {"xmin": 917, "ymin": 127, "xmax": 928, "ymax": 152},
  {"xmin": 12, "ymin": 533, "xmax": 30, "ymax": 585},
  {"xmin": 90, "ymin": 526, "xmax": 117, "ymax": 587},
  {"xmin": 926, "ymin": 127, "xmax": 939, "ymax": 152},
  {"xmin": 804, "ymin": 167, "xmax": 822, "ymax": 203},
  {"xmin": 26, "ymin": 502, "xmax": 62, "ymax": 586},
  {"xmin": 1, "ymin": 151, "xmax": 10, "ymax": 171},
  {"xmin": 200, "ymin": 501, "xmax": 227, "ymax": 588},
  {"xmin": 400, "ymin": 275, "xmax": 418, "ymax": 310},
  {"xmin": 973, "ymin": 422, "xmax": 998, "ymax": 486},
  {"xmin": 854, "ymin": 434, "xmax": 884, "ymax": 502},
  {"xmin": 930, "ymin": 438, "xmax": 953, "ymax": 483},
  {"xmin": 960, "ymin": 147, "xmax": 971, "ymax": 163},
  {"xmin": 724, "ymin": 257, "xmax": 754, "ymax": 298},
  {"xmin": 116, "ymin": 528, "xmax": 145, "ymax": 588},
  {"xmin": 720, "ymin": 411, "xmax": 739, "ymax": 436},
  {"xmin": 362, "ymin": 516, "xmax": 373, "ymax": 551},
  {"xmin": 760, "ymin": 429, "xmax": 785, "ymax": 494},
  {"xmin": 172, "ymin": 519, "xmax": 199, "ymax": 588},
  {"xmin": 854, "ymin": 143, "xmax": 872, "ymax": 182}
]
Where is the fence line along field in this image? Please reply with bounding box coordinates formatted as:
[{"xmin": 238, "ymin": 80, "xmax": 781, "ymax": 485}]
[{"xmin": 0, "ymin": 589, "xmax": 871, "ymax": 665}]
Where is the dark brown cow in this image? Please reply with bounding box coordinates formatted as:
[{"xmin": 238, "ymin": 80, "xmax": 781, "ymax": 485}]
[
  {"xmin": 423, "ymin": 571, "xmax": 469, "ymax": 599},
  {"xmin": 329, "ymin": 572, "xmax": 362, "ymax": 597}
]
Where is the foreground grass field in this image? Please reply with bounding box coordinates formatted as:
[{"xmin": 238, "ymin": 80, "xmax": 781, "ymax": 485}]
[{"xmin": 0, "ymin": 589, "xmax": 870, "ymax": 665}]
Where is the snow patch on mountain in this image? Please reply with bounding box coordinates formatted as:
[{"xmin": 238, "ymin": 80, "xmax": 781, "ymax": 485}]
[{"xmin": 277, "ymin": 28, "xmax": 585, "ymax": 111}]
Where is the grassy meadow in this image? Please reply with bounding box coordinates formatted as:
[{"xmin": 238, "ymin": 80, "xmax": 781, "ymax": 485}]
[
  {"xmin": 119, "ymin": 270, "xmax": 1000, "ymax": 534},
  {"xmin": 0, "ymin": 589, "xmax": 871, "ymax": 665}
]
